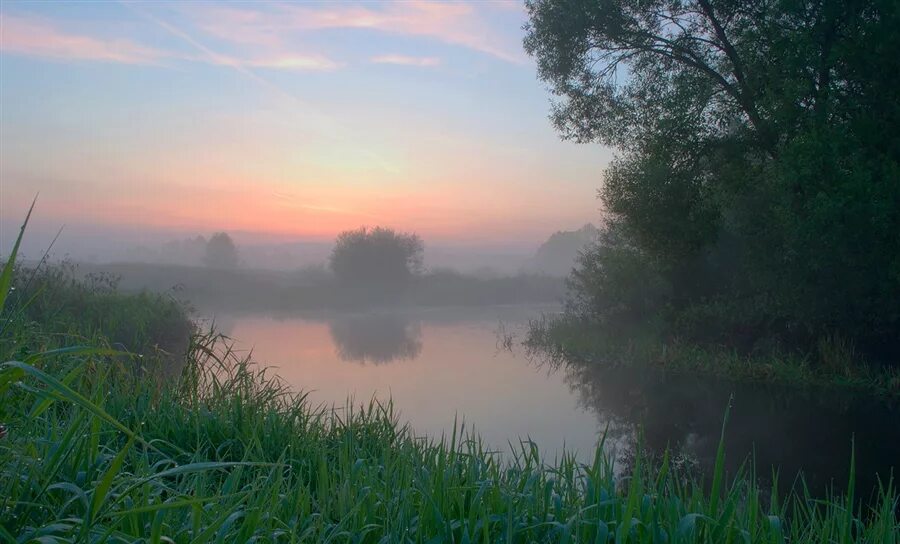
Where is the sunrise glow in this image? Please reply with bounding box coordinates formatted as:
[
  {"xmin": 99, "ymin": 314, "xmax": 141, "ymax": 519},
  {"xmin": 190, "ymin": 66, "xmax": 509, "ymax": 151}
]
[{"xmin": 0, "ymin": 1, "xmax": 610, "ymax": 250}]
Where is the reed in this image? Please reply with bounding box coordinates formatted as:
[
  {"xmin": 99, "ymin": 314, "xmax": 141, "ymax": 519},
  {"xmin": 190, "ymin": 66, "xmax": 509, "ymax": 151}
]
[
  {"xmin": 1, "ymin": 213, "xmax": 896, "ymax": 542},
  {"xmin": 0, "ymin": 328, "xmax": 896, "ymax": 542}
]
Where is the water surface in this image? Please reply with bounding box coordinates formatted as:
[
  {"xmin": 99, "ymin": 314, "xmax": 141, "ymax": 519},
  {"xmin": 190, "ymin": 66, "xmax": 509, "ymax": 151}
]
[{"xmin": 210, "ymin": 306, "xmax": 899, "ymax": 499}]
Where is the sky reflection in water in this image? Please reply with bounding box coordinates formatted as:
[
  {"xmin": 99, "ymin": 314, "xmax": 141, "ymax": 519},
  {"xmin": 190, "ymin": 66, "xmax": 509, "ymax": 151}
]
[{"xmin": 212, "ymin": 306, "xmax": 899, "ymax": 499}]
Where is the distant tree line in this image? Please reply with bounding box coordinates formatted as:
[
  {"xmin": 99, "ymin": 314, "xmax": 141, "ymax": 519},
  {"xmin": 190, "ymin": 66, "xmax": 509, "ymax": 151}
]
[
  {"xmin": 525, "ymin": 0, "xmax": 900, "ymax": 360},
  {"xmin": 144, "ymin": 232, "xmax": 239, "ymax": 269}
]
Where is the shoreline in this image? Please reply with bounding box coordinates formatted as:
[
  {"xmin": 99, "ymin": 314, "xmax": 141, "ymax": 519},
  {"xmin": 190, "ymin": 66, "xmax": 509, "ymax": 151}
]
[{"xmin": 525, "ymin": 316, "xmax": 900, "ymax": 401}]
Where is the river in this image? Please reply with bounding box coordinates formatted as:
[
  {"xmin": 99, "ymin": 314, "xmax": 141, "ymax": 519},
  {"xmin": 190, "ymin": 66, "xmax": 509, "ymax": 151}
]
[{"xmin": 206, "ymin": 305, "xmax": 900, "ymax": 501}]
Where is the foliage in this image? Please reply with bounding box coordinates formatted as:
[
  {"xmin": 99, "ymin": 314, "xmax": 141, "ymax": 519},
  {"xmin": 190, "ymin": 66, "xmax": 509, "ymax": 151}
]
[
  {"xmin": 525, "ymin": 314, "xmax": 900, "ymax": 398},
  {"xmin": 203, "ymin": 232, "xmax": 239, "ymax": 269},
  {"xmin": 1, "ymin": 212, "xmax": 897, "ymax": 542},
  {"xmin": 566, "ymin": 227, "xmax": 671, "ymax": 323},
  {"xmin": 329, "ymin": 226, "xmax": 424, "ymax": 288},
  {"xmin": 533, "ymin": 223, "xmax": 600, "ymax": 276},
  {"xmin": 1, "ymin": 202, "xmax": 194, "ymax": 365},
  {"xmin": 524, "ymin": 0, "xmax": 900, "ymax": 361},
  {"xmin": 2, "ymin": 330, "xmax": 898, "ymax": 542},
  {"xmin": 3, "ymin": 261, "xmax": 193, "ymax": 362}
]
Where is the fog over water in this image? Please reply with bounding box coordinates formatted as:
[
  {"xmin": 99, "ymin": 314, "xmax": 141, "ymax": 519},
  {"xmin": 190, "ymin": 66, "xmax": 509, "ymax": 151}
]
[
  {"xmin": 204, "ymin": 305, "xmax": 899, "ymax": 501},
  {"xmin": 3, "ymin": 0, "xmax": 899, "ymax": 538},
  {"xmin": 207, "ymin": 306, "xmax": 607, "ymax": 461},
  {"xmin": 1, "ymin": 223, "xmax": 571, "ymax": 277}
]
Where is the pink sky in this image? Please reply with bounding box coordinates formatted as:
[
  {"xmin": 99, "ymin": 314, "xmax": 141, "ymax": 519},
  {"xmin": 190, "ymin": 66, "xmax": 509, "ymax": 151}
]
[{"xmin": 0, "ymin": 1, "xmax": 611, "ymax": 251}]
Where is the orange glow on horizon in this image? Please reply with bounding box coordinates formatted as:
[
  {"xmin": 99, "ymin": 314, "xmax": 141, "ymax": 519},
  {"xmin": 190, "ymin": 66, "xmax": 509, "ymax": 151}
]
[{"xmin": 25, "ymin": 175, "xmax": 593, "ymax": 244}]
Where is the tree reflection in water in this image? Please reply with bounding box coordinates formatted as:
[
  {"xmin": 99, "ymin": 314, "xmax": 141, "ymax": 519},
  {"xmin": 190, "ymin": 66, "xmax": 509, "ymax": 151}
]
[
  {"xmin": 329, "ymin": 314, "xmax": 423, "ymax": 365},
  {"xmin": 531, "ymin": 346, "xmax": 900, "ymax": 502}
]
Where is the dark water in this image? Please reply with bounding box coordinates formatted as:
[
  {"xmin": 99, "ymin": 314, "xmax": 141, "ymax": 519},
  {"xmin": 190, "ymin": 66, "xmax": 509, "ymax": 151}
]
[{"xmin": 208, "ymin": 306, "xmax": 899, "ymax": 500}]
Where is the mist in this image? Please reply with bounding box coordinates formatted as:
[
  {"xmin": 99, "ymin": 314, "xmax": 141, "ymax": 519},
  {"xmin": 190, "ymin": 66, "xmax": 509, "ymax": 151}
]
[
  {"xmin": 3, "ymin": 0, "xmax": 898, "ymax": 538},
  {"xmin": 2, "ymin": 206, "xmax": 594, "ymax": 317}
]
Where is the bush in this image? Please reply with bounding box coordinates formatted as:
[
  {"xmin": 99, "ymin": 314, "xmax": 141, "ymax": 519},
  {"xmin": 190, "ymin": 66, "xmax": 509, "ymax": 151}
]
[
  {"xmin": 4, "ymin": 261, "xmax": 193, "ymax": 360},
  {"xmin": 329, "ymin": 227, "xmax": 423, "ymax": 288},
  {"xmin": 567, "ymin": 230, "xmax": 670, "ymax": 324},
  {"xmin": 203, "ymin": 232, "xmax": 238, "ymax": 269}
]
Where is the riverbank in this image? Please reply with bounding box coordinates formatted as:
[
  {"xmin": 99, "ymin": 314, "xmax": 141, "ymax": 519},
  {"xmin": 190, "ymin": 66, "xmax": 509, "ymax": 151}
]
[
  {"xmin": 1, "ymin": 253, "xmax": 897, "ymax": 540},
  {"xmin": 3, "ymin": 331, "xmax": 898, "ymax": 541},
  {"xmin": 72, "ymin": 261, "xmax": 566, "ymax": 312},
  {"xmin": 526, "ymin": 315, "xmax": 900, "ymax": 400}
]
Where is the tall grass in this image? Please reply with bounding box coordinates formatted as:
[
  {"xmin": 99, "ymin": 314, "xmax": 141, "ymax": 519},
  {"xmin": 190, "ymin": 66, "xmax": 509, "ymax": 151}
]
[
  {"xmin": 3, "ymin": 260, "xmax": 193, "ymax": 361},
  {"xmin": 1, "ymin": 330, "xmax": 897, "ymax": 541},
  {"xmin": 1, "ymin": 213, "xmax": 897, "ymax": 542}
]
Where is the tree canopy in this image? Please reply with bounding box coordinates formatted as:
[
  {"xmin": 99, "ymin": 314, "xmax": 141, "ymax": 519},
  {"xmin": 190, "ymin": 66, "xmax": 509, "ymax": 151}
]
[
  {"xmin": 533, "ymin": 224, "xmax": 600, "ymax": 276},
  {"xmin": 526, "ymin": 0, "xmax": 900, "ymax": 357},
  {"xmin": 203, "ymin": 232, "xmax": 238, "ymax": 269},
  {"xmin": 329, "ymin": 227, "xmax": 424, "ymax": 287}
]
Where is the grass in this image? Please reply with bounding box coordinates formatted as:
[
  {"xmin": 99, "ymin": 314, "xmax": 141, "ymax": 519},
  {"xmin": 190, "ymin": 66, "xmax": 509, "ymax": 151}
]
[
  {"xmin": 2, "ymin": 332, "xmax": 898, "ymax": 542},
  {"xmin": 525, "ymin": 314, "xmax": 900, "ymax": 399},
  {"xmin": 1, "ymin": 212, "xmax": 898, "ymax": 542},
  {"xmin": 3, "ymin": 261, "xmax": 194, "ymax": 360}
]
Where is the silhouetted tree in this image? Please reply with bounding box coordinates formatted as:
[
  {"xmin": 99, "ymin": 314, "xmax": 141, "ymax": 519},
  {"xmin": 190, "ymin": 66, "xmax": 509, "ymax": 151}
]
[
  {"xmin": 329, "ymin": 227, "xmax": 423, "ymax": 287},
  {"xmin": 203, "ymin": 232, "xmax": 238, "ymax": 269},
  {"xmin": 525, "ymin": 0, "xmax": 900, "ymax": 357},
  {"xmin": 533, "ymin": 224, "xmax": 599, "ymax": 276}
]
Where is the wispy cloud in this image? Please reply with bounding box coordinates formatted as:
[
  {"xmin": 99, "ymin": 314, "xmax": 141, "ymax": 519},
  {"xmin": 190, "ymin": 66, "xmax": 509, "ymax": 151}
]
[
  {"xmin": 0, "ymin": 10, "xmax": 342, "ymax": 72},
  {"xmin": 243, "ymin": 55, "xmax": 341, "ymax": 71},
  {"xmin": 287, "ymin": 1, "xmax": 525, "ymax": 63},
  {"xmin": 118, "ymin": 2, "xmax": 397, "ymax": 177},
  {"xmin": 371, "ymin": 54, "xmax": 440, "ymax": 67},
  {"xmin": 2, "ymin": 2, "xmax": 524, "ymax": 69},
  {"xmin": 184, "ymin": 1, "xmax": 526, "ymax": 64},
  {"xmin": 119, "ymin": 2, "xmax": 341, "ymax": 135},
  {"xmin": 0, "ymin": 13, "xmax": 167, "ymax": 64}
]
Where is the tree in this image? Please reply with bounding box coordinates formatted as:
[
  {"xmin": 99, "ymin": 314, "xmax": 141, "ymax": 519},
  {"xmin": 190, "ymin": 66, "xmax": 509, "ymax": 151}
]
[
  {"xmin": 329, "ymin": 227, "xmax": 424, "ymax": 287},
  {"xmin": 525, "ymin": 0, "xmax": 900, "ymax": 356},
  {"xmin": 533, "ymin": 224, "xmax": 600, "ymax": 276},
  {"xmin": 203, "ymin": 232, "xmax": 238, "ymax": 269}
]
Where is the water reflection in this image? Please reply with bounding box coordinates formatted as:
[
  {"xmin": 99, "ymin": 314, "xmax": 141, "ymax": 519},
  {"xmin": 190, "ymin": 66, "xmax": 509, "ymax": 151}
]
[
  {"xmin": 219, "ymin": 306, "xmax": 599, "ymax": 463},
  {"xmin": 211, "ymin": 306, "xmax": 898, "ymax": 503},
  {"xmin": 553, "ymin": 354, "xmax": 900, "ymax": 500},
  {"xmin": 329, "ymin": 314, "xmax": 422, "ymax": 364}
]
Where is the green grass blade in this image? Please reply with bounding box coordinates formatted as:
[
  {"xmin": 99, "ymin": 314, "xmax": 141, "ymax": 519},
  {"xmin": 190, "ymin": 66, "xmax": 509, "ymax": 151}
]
[
  {"xmin": 89, "ymin": 436, "xmax": 135, "ymax": 525},
  {"xmin": 710, "ymin": 395, "xmax": 733, "ymax": 514},
  {"xmin": 0, "ymin": 195, "xmax": 36, "ymax": 313},
  {"xmin": 1, "ymin": 360, "xmax": 152, "ymax": 450}
]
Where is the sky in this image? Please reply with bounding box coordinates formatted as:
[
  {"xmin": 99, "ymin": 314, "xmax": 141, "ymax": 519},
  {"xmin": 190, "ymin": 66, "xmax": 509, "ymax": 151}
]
[{"xmin": 0, "ymin": 0, "xmax": 612, "ymax": 258}]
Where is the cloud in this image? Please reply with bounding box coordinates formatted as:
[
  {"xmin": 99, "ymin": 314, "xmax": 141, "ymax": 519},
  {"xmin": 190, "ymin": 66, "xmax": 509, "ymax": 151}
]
[
  {"xmin": 186, "ymin": 5, "xmax": 285, "ymax": 48},
  {"xmin": 371, "ymin": 54, "xmax": 440, "ymax": 67},
  {"xmin": 0, "ymin": 13, "xmax": 167, "ymax": 64},
  {"xmin": 2, "ymin": 3, "xmax": 524, "ymax": 70},
  {"xmin": 184, "ymin": 1, "xmax": 526, "ymax": 64},
  {"xmin": 244, "ymin": 55, "xmax": 342, "ymax": 71},
  {"xmin": 205, "ymin": 54, "xmax": 341, "ymax": 72},
  {"xmin": 0, "ymin": 11, "xmax": 341, "ymax": 72}
]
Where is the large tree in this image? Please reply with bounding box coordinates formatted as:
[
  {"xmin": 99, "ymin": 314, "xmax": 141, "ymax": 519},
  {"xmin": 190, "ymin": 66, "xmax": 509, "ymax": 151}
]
[
  {"xmin": 525, "ymin": 0, "xmax": 900, "ymax": 354},
  {"xmin": 533, "ymin": 224, "xmax": 600, "ymax": 276},
  {"xmin": 203, "ymin": 232, "xmax": 238, "ymax": 269},
  {"xmin": 329, "ymin": 227, "xmax": 424, "ymax": 287}
]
